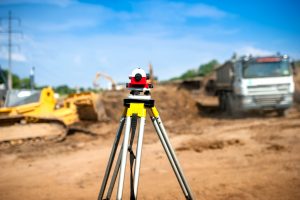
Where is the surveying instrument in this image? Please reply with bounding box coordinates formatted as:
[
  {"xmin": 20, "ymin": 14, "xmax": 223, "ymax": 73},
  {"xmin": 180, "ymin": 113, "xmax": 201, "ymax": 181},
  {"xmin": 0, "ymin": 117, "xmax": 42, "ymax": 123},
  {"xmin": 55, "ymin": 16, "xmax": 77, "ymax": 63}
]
[{"xmin": 97, "ymin": 68, "xmax": 194, "ymax": 200}]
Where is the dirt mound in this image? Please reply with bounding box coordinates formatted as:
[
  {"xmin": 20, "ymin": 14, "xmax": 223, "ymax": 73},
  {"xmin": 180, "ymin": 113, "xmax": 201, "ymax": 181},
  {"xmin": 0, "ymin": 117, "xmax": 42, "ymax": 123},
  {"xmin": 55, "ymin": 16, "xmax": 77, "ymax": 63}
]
[
  {"xmin": 265, "ymin": 143, "xmax": 286, "ymax": 152},
  {"xmin": 0, "ymin": 123, "xmax": 65, "ymax": 145},
  {"xmin": 152, "ymin": 85, "xmax": 198, "ymax": 119},
  {"xmin": 100, "ymin": 85, "xmax": 198, "ymax": 121},
  {"xmin": 176, "ymin": 137, "xmax": 243, "ymax": 153},
  {"xmin": 100, "ymin": 91, "xmax": 127, "ymax": 121}
]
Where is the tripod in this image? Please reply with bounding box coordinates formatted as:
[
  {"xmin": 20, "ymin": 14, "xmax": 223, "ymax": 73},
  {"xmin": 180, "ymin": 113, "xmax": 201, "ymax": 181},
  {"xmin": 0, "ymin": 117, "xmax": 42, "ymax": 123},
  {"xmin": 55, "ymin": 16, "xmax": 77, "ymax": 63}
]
[{"xmin": 97, "ymin": 97, "xmax": 194, "ymax": 200}]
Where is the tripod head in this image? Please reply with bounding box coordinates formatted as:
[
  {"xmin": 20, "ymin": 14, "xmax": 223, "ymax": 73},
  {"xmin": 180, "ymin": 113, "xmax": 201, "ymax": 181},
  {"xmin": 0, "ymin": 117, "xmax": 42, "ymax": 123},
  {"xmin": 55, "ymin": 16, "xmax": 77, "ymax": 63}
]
[{"xmin": 126, "ymin": 68, "xmax": 153, "ymax": 96}]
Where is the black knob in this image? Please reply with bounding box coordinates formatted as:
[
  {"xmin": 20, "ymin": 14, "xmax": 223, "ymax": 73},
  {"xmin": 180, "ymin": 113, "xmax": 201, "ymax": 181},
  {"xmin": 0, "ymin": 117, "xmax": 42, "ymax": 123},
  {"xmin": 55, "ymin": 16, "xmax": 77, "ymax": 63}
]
[{"xmin": 134, "ymin": 73, "xmax": 142, "ymax": 82}]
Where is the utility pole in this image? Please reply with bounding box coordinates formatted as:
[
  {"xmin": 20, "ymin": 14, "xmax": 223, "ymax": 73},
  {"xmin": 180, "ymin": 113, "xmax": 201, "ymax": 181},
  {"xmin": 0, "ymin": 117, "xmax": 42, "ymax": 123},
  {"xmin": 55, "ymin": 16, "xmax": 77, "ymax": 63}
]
[{"xmin": 0, "ymin": 11, "xmax": 22, "ymax": 90}]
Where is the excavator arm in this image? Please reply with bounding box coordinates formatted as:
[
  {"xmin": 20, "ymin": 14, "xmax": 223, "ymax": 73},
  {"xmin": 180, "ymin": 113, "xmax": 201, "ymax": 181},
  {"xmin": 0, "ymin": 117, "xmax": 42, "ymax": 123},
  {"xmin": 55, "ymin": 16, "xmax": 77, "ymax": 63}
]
[{"xmin": 93, "ymin": 72, "xmax": 116, "ymax": 90}]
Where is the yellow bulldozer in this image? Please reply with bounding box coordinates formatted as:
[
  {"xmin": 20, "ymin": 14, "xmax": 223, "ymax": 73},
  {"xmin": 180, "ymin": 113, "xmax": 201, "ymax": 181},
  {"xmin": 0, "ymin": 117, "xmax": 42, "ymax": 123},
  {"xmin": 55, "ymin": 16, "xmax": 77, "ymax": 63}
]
[{"xmin": 0, "ymin": 87, "xmax": 107, "ymax": 146}]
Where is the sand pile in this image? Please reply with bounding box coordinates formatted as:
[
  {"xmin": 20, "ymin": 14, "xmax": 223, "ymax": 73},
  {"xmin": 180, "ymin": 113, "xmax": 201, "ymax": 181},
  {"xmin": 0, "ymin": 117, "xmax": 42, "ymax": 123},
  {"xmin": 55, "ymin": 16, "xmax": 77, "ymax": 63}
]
[{"xmin": 100, "ymin": 85, "xmax": 198, "ymax": 122}]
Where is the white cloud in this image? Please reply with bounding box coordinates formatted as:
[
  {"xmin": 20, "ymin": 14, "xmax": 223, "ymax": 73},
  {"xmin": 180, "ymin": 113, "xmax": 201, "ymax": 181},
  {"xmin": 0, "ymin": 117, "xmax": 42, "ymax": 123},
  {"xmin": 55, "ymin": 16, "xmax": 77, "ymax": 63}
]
[
  {"xmin": 97, "ymin": 56, "xmax": 109, "ymax": 66},
  {"xmin": 0, "ymin": 52, "xmax": 27, "ymax": 62},
  {"xmin": 73, "ymin": 55, "xmax": 82, "ymax": 65},
  {"xmin": 12, "ymin": 53, "xmax": 27, "ymax": 62},
  {"xmin": 37, "ymin": 19, "xmax": 98, "ymax": 32},
  {"xmin": 6, "ymin": 32, "xmax": 296, "ymax": 88},
  {"xmin": 185, "ymin": 3, "xmax": 228, "ymax": 19},
  {"xmin": 133, "ymin": 1, "xmax": 230, "ymax": 25},
  {"xmin": 0, "ymin": 0, "xmax": 74, "ymax": 7},
  {"xmin": 141, "ymin": 1, "xmax": 230, "ymax": 20},
  {"xmin": 20, "ymin": 33, "xmax": 236, "ymax": 87},
  {"xmin": 22, "ymin": 3, "xmax": 135, "ymax": 33}
]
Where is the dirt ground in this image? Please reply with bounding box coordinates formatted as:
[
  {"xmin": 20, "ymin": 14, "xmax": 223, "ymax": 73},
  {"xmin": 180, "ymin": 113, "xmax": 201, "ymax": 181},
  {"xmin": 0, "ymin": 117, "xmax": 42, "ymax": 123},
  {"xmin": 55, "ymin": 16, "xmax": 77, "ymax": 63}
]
[{"xmin": 1, "ymin": 83, "xmax": 300, "ymax": 200}]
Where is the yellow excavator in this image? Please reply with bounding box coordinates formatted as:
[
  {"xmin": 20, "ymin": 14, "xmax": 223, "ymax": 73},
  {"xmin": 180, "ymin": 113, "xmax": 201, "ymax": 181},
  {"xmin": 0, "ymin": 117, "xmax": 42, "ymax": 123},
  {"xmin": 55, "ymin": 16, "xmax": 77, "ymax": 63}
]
[
  {"xmin": 0, "ymin": 87, "xmax": 107, "ymax": 146},
  {"xmin": 93, "ymin": 72, "xmax": 116, "ymax": 90}
]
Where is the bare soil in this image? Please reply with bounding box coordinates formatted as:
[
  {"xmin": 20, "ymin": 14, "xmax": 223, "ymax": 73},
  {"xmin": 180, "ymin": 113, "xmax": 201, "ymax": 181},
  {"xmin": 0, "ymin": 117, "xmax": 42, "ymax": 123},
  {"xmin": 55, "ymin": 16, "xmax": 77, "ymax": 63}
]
[{"xmin": 1, "ymin": 83, "xmax": 300, "ymax": 200}]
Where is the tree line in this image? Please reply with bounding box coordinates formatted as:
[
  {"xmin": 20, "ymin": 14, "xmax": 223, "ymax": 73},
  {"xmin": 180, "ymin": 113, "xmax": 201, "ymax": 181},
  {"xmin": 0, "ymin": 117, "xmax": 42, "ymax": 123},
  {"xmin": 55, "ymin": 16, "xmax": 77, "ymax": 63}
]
[
  {"xmin": 0, "ymin": 69, "xmax": 99, "ymax": 95},
  {"xmin": 170, "ymin": 60, "xmax": 219, "ymax": 80}
]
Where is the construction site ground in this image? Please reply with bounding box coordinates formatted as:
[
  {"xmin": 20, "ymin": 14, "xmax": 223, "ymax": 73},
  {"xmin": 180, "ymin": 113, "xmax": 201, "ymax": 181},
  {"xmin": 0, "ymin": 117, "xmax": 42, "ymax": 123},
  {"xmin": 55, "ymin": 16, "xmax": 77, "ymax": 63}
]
[{"xmin": 1, "ymin": 80, "xmax": 300, "ymax": 199}]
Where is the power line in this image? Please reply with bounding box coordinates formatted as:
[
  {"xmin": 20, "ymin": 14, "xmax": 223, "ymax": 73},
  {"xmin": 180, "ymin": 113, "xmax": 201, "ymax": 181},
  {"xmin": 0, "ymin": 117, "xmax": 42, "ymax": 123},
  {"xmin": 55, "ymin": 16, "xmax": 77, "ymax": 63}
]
[{"xmin": 0, "ymin": 10, "xmax": 22, "ymax": 90}]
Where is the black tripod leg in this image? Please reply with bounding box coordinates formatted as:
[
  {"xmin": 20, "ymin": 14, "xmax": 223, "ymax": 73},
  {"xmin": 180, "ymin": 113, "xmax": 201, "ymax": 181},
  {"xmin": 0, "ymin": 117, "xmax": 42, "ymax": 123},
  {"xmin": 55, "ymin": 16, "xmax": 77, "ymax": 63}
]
[
  {"xmin": 105, "ymin": 144, "xmax": 123, "ymax": 199},
  {"xmin": 98, "ymin": 116, "xmax": 126, "ymax": 200},
  {"xmin": 106, "ymin": 115, "xmax": 138, "ymax": 200},
  {"xmin": 150, "ymin": 117, "xmax": 188, "ymax": 196},
  {"xmin": 129, "ymin": 115, "xmax": 138, "ymax": 200},
  {"xmin": 150, "ymin": 115, "xmax": 194, "ymax": 200},
  {"xmin": 156, "ymin": 116, "xmax": 194, "ymax": 200}
]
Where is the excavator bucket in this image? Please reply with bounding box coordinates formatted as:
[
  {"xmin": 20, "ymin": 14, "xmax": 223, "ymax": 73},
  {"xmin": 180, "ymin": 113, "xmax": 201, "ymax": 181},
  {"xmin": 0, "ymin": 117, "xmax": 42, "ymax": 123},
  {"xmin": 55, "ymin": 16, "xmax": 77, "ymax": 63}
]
[{"xmin": 64, "ymin": 92, "xmax": 108, "ymax": 121}]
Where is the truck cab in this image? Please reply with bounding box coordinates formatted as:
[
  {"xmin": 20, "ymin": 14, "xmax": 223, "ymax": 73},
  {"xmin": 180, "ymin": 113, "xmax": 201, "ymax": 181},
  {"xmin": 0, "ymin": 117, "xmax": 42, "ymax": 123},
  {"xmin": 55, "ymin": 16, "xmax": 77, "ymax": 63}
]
[{"xmin": 217, "ymin": 55, "xmax": 295, "ymax": 115}]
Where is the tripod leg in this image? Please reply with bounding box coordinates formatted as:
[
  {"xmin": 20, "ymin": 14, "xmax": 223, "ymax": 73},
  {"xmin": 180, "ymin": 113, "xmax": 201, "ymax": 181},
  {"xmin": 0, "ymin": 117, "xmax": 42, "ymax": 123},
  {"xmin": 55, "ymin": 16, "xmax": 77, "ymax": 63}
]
[
  {"xmin": 153, "ymin": 115, "xmax": 194, "ymax": 200},
  {"xmin": 129, "ymin": 115, "xmax": 138, "ymax": 200},
  {"xmin": 98, "ymin": 116, "xmax": 126, "ymax": 200},
  {"xmin": 116, "ymin": 116, "xmax": 132, "ymax": 200},
  {"xmin": 107, "ymin": 113, "xmax": 137, "ymax": 200},
  {"xmin": 150, "ymin": 116, "xmax": 188, "ymax": 197},
  {"xmin": 106, "ymin": 144, "xmax": 123, "ymax": 199},
  {"xmin": 133, "ymin": 116, "xmax": 146, "ymax": 198}
]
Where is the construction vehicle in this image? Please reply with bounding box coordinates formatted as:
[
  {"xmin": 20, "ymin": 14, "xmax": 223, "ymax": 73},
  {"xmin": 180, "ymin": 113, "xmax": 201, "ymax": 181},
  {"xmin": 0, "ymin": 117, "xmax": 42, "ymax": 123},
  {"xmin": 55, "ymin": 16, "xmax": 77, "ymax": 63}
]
[
  {"xmin": 93, "ymin": 72, "xmax": 116, "ymax": 90},
  {"xmin": 215, "ymin": 54, "xmax": 295, "ymax": 116},
  {"xmin": 0, "ymin": 87, "xmax": 107, "ymax": 146},
  {"xmin": 64, "ymin": 91, "xmax": 108, "ymax": 121}
]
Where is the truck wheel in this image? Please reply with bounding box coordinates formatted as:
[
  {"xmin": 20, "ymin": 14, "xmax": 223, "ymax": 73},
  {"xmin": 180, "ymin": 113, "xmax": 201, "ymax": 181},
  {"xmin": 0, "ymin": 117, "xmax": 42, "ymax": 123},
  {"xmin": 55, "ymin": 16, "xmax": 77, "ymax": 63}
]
[
  {"xmin": 224, "ymin": 93, "xmax": 232, "ymax": 115},
  {"xmin": 219, "ymin": 94, "xmax": 226, "ymax": 111},
  {"xmin": 226, "ymin": 93, "xmax": 240, "ymax": 117},
  {"xmin": 276, "ymin": 109, "xmax": 286, "ymax": 117}
]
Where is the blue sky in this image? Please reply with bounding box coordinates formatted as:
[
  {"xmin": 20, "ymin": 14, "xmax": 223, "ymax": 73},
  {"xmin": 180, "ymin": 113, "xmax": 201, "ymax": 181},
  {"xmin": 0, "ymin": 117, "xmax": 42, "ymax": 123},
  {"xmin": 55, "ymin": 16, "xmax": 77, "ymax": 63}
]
[{"xmin": 0, "ymin": 0, "xmax": 299, "ymax": 88}]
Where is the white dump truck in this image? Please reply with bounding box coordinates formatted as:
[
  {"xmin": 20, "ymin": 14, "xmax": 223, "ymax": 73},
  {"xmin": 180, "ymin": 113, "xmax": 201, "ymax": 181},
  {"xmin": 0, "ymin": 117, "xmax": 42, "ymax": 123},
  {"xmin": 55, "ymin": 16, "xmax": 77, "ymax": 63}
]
[{"xmin": 216, "ymin": 54, "xmax": 295, "ymax": 115}]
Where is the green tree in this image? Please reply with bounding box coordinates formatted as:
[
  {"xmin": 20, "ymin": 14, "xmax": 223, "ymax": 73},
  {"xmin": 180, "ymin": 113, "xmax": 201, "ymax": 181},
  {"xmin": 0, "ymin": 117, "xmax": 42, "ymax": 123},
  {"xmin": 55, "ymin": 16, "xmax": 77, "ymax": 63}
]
[
  {"xmin": 180, "ymin": 69, "xmax": 198, "ymax": 79},
  {"xmin": 169, "ymin": 59, "xmax": 220, "ymax": 81},
  {"xmin": 0, "ymin": 69, "xmax": 32, "ymax": 89},
  {"xmin": 0, "ymin": 69, "xmax": 7, "ymax": 85},
  {"xmin": 12, "ymin": 73, "xmax": 21, "ymax": 88},
  {"xmin": 20, "ymin": 78, "xmax": 31, "ymax": 89},
  {"xmin": 198, "ymin": 60, "xmax": 219, "ymax": 76},
  {"xmin": 54, "ymin": 85, "xmax": 76, "ymax": 95}
]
